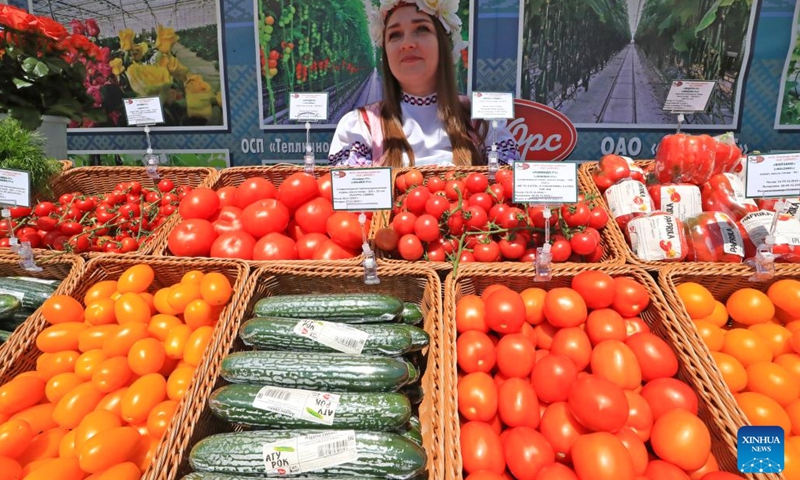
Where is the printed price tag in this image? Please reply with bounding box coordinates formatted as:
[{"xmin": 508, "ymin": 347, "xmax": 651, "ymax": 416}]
[
  {"xmin": 662, "ymin": 80, "xmax": 716, "ymax": 113},
  {"xmin": 253, "ymin": 386, "xmax": 340, "ymax": 426},
  {"xmin": 0, "ymin": 168, "xmax": 31, "ymax": 208},
  {"xmin": 512, "ymin": 162, "xmax": 578, "ymax": 204},
  {"xmin": 293, "ymin": 319, "xmax": 369, "ymax": 355},
  {"xmin": 330, "ymin": 168, "xmax": 393, "ymax": 211},
  {"xmin": 744, "ymin": 153, "xmax": 800, "ymax": 199},
  {"xmin": 288, "ymin": 92, "xmax": 329, "ymax": 121},
  {"xmin": 262, "ymin": 430, "xmax": 358, "ymax": 476},
  {"xmin": 123, "ymin": 97, "xmax": 164, "ymax": 125},
  {"xmin": 471, "ymin": 92, "xmax": 515, "ymax": 119}
]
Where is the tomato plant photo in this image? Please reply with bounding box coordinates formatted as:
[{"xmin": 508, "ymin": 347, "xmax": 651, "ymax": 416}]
[{"xmin": 451, "ymin": 268, "xmax": 746, "ymax": 480}]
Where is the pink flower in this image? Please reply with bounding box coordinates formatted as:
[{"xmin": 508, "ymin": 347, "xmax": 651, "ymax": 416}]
[
  {"xmin": 69, "ymin": 19, "xmax": 85, "ymax": 35},
  {"xmin": 85, "ymin": 18, "xmax": 99, "ymax": 37},
  {"xmin": 96, "ymin": 46, "xmax": 110, "ymax": 63},
  {"xmin": 109, "ymin": 111, "xmax": 121, "ymax": 125},
  {"xmin": 87, "ymin": 85, "xmax": 101, "ymax": 104},
  {"xmin": 96, "ymin": 62, "xmax": 111, "ymax": 78}
]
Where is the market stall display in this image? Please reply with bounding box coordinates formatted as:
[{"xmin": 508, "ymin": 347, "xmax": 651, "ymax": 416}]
[
  {"xmin": 443, "ymin": 264, "xmax": 764, "ymax": 480},
  {"xmin": 374, "ymin": 166, "xmax": 627, "ymax": 270},
  {"xmin": 157, "ymin": 264, "xmax": 444, "ymax": 480},
  {"xmin": 0, "ymin": 256, "xmax": 248, "ymax": 479},
  {"xmin": 0, "ymin": 166, "xmax": 218, "ymax": 256},
  {"xmin": 154, "ymin": 165, "xmax": 373, "ymax": 263},
  {"xmin": 661, "ymin": 263, "xmax": 800, "ymax": 478}
]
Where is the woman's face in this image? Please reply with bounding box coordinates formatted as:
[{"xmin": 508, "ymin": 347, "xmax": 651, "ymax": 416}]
[{"xmin": 384, "ymin": 5, "xmax": 439, "ymax": 97}]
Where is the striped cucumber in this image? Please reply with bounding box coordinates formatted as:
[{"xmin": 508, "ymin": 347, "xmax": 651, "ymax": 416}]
[
  {"xmin": 0, "ymin": 294, "xmax": 21, "ymax": 320},
  {"xmin": 239, "ymin": 317, "xmax": 414, "ymax": 356},
  {"xmin": 401, "ymin": 303, "xmax": 423, "ymax": 325},
  {"xmin": 188, "ymin": 429, "xmax": 426, "ymax": 478},
  {"xmin": 397, "ymin": 418, "xmax": 423, "ymax": 447},
  {"xmin": 220, "ymin": 351, "xmax": 415, "ymax": 392},
  {"xmin": 0, "ymin": 277, "xmax": 56, "ymax": 309},
  {"xmin": 182, "ymin": 474, "xmax": 387, "ymax": 480},
  {"xmin": 391, "ymin": 324, "xmax": 429, "ymax": 351},
  {"xmin": 253, "ymin": 294, "xmax": 404, "ymax": 323},
  {"xmin": 208, "ymin": 384, "xmax": 411, "ymax": 430}
]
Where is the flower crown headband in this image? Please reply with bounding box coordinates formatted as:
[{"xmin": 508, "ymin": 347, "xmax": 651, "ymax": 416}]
[{"xmin": 365, "ymin": 0, "xmax": 468, "ymax": 62}]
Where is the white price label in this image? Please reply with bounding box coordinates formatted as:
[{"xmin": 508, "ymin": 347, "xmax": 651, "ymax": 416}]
[
  {"xmin": 288, "ymin": 92, "xmax": 329, "ymax": 121},
  {"xmin": 471, "ymin": 92, "xmax": 515, "ymax": 119},
  {"xmin": 262, "ymin": 430, "xmax": 358, "ymax": 476},
  {"xmin": 662, "ymin": 80, "xmax": 716, "ymax": 113},
  {"xmin": 659, "ymin": 185, "xmax": 702, "ymax": 221},
  {"xmin": 741, "ymin": 210, "xmax": 800, "ymax": 247},
  {"xmin": 0, "ymin": 168, "xmax": 31, "ymax": 208},
  {"xmin": 330, "ymin": 168, "xmax": 393, "ymax": 211},
  {"xmin": 605, "ymin": 180, "xmax": 653, "ymax": 219},
  {"xmin": 512, "ymin": 162, "xmax": 578, "ymax": 204},
  {"xmin": 123, "ymin": 97, "xmax": 164, "ymax": 125},
  {"xmin": 293, "ymin": 320, "xmax": 369, "ymax": 355},
  {"xmin": 253, "ymin": 386, "xmax": 340, "ymax": 426},
  {"xmin": 744, "ymin": 153, "xmax": 800, "ymax": 199}
]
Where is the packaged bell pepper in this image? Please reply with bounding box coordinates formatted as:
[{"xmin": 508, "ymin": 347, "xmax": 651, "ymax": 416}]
[
  {"xmin": 685, "ymin": 212, "xmax": 744, "ymax": 263},
  {"xmin": 648, "ymin": 183, "xmax": 702, "ymax": 221},
  {"xmin": 712, "ymin": 132, "xmax": 743, "ymax": 176},
  {"xmin": 654, "ymin": 133, "xmax": 717, "ymax": 185},
  {"xmin": 701, "ymin": 173, "xmax": 758, "ymax": 221},
  {"xmin": 626, "ymin": 212, "xmax": 688, "ymax": 262},
  {"xmin": 740, "ymin": 210, "xmax": 800, "ymax": 263},
  {"xmin": 604, "ymin": 179, "xmax": 655, "ymax": 233},
  {"xmin": 592, "ymin": 154, "xmax": 634, "ymax": 192}
]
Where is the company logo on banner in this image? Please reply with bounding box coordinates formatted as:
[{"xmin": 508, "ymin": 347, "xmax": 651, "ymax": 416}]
[
  {"xmin": 508, "ymin": 99, "xmax": 577, "ymax": 161},
  {"xmin": 737, "ymin": 426, "xmax": 784, "ymax": 474}
]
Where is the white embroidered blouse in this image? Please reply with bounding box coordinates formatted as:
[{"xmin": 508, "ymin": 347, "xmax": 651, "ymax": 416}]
[{"xmin": 328, "ymin": 92, "xmax": 521, "ymax": 167}]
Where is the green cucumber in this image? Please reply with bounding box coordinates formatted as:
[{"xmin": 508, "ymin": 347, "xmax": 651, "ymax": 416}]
[
  {"xmin": 239, "ymin": 317, "xmax": 414, "ymax": 356},
  {"xmin": 0, "ymin": 277, "xmax": 57, "ymax": 309},
  {"xmin": 220, "ymin": 351, "xmax": 415, "ymax": 392},
  {"xmin": 189, "ymin": 429, "xmax": 426, "ymax": 478},
  {"xmin": 401, "ymin": 303, "xmax": 423, "ymax": 325},
  {"xmin": 0, "ymin": 294, "xmax": 21, "ymax": 320},
  {"xmin": 0, "ymin": 329, "xmax": 12, "ymax": 343},
  {"xmin": 253, "ymin": 294, "xmax": 404, "ymax": 323},
  {"xmin": 397, "ymin": 419, "xmax": 423, "ymax": 447},
  {"xmin": 0, "ymin": 310, "xmax": 31, "ymax": 331},
  {"xmin": 390, "ymin": 324, "xmax": 429, "ymax": 351},
  {"xmin": 400, "ymin": 383, "xmax": 424, "ymax": 406},
  {"xmin": 208, "ymin": 384, "xmax": 411, "ymax": 430}
]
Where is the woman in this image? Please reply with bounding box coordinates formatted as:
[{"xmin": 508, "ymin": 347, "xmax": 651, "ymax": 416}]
[{"xmin": 328, "ymin": 0, "xmax": 520, "ymax": 167}]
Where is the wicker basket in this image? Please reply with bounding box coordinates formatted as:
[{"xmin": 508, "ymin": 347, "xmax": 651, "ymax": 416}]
[
  {"xmin": 150, "ymin": 164, "xmax": 374, "ymax": 266},
  {"xmin": 25, "ymin": 166, "xmax": 218, "ymax": 257},
  {"xmin": 659, "ymin": 262, "xmax": 800, "ymax": 479},
  {"xmin": 58, "ymin": 160, "xmax": 73, "ymax": 172},
  {"xmin": 157, "ymin": 263, "xmax": 445, "ymax": 480},
  {"xmin": 375, "ymin": 165, "xmax": 627, "ymax": 273},
  {"xmin": 0, "ymin": 255, "xmax": 250, "ymax": 480},
  {"xmin": 443, "ymin": 263, "xmax": 769, "ymax": 480},
  {"xmin": 0, "ymin": 253, "xmax": 84, "ymax": 373}
]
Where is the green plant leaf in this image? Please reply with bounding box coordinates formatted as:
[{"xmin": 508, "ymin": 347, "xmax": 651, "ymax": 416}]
[
  {"xmin": 673, "ymin": 28, "xmax": 695, "ymax": 52},
  {"xmin": 720, "ymin": 0, "xmax": 736, "ymax": 6},
  {"xmin": 695, "ymin": 0, "xmax": 720, "ymax": 35},
  {"xmin": 32, "ymin": 61, "xmax": 50, "ymax": 78},
  {"xmin": 12, "ymin": 78, "xmax": 33, "ymax": 89}
]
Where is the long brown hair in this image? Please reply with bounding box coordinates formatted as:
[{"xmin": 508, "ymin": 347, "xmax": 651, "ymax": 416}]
[{"xmin": 379, "ymin": 9, "xmax": 487, "ymax": 167}]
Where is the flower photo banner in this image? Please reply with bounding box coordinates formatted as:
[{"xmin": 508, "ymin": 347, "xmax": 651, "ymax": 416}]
[
  {"xmin": 775, "ymin": 0, "xmax": 800, "ymax": 130},
  {"xmin": 28, "ymin": 0, "xmax": 228, "ymax": 131},
  {"xmin": 255, "ymin": 0, "xmax": 472, "ymax": 129}
]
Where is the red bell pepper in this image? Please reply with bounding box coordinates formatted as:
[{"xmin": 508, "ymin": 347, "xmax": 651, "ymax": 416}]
[
  {"xmin": 701, "ymin": 173, "xmax": 758, "ymax": 221},
  {"xmin": 626, "ymin": 212, "xmax": 688, "ymax": 262},
  {"xmin": 654, "ymin": 133, "xmax": 717, "ymax": 185},
  {"xmin": 592, "ymin": 154, "xmax": 631, "ymax": 193},
  {"xmin": 647, "ymin": 183, "xmax": 702, "ymax": 221},
  {"xmin": 685, "ymin": 212, "xmax": 744, "ymax": 263},
  {"xmin": 712, "ymin": 132, "xmax": 743, "ymax": 175}
]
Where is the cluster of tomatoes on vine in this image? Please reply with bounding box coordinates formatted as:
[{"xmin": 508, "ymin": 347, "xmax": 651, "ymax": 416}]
[
  {"xmin": 375, "ymin": 169, "xmax": 610, "ymax": 263},
  {"xmin": 0, "ymin": 179, "xmax": 192, "ymax": 254}
]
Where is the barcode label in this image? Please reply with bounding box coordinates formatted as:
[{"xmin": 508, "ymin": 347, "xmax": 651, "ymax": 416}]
[
  {"xmin": 262, "ymin": 430, "xmax": 358, "ymax": 476},
  {"xmin": 252, "ymin": 386, "xmax": 340, "ymax": 426},
  {"xmin": 293, "ymin": 320, "xmax": 369, "ymax": 355}
]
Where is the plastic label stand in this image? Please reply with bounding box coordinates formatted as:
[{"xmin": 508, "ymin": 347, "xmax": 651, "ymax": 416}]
[
  {"xmin": 535, "ymin": 206, "xmax": 553, "ymax": 282},
  {"xmin": 358, "ymin": 212, "xmax": 379, "ymax": 285}
]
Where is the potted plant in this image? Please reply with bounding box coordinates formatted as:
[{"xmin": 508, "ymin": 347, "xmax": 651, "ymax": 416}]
[
  {"xmin": 0, "ymin": 116, "xmax": 62, "ymax": 198},
  {"xmin": 0, "ymin": 4, "xmax": 106, "ymax": 148}
]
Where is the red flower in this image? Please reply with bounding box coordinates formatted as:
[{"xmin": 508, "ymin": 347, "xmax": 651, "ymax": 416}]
[
  {"xmin": 69, "ymin": 19, "xmax": 86, "ymax": 35},
  {"xmin": 32, "ymin": 16, "xmax": 68, "ymax": 41},
  {"xmin": 85, "ymin": 18, "xmax": 99, "ymax": 37},
  {"xmin": 0, "ymin": 5, "xmax": 35, "ymax": 32}
]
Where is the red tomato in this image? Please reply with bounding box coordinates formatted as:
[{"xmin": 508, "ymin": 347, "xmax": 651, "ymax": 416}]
[
  {"xmin": 497, "ymin": 378, "xmax": 540, "ymax": 428},
  {"xmin": 296, "ymin": 233, "xmax": 329, "ymax": 260},
  {"xmin": 612, "ymin": 278, "xmax": 650, "ymax": 318},
  {"xmin": 461, "ymin": 421, "xmax": 505, "ymax": 474},
  {"xmin": 645, "ymin": 460, "xmax": 691, "ymax": 480},
  {"xmin": 317, "ymin": 174, "xmax": 333, "ymax": 201},
  {"xmin": 625, "ymin": 317, "xmax": 650, "ymax": 336},
  {"xmin": 167, "ymin": 219, "xmax": 217, "ymax": 257},
  {"xmin": 465, "ymin": 173, "xmax": 489, "ymax": 194},
  {"xmin": 571, "ymin": 271, "xmax": 615, "ymax": 309},
  {"xmin": 392, "ymin": 211, "xmax": 418, "ymax": 236},
  {"xmin": 327, "ymin": 212, "xmax": 364, "ymax": 250},
  {"xmin": 178, "ymin": 188, "xmax": 219, "ymax": 220},
  {"xmin": 211, "ymin": 206, "xmax": 244, "ymax": 234},
  {"xmin": 531, "ymin": 353, "xmax": 578, "ymax": 404},
  {"xmin": 585, "ymin": 309, "xmax": 627, "ymax": 345},
  {"xmin": 242, "ymin": 199, "xmax": 290, "ymax": 238},
  {"xmin": 458, "ymin": 372, "xmax": 498, "ymax": 422},
  {"xmin": 465, "ymin": 472, "xmax": 506, "ymax": 480},
  {"xmin": 425, "ymin": 195, "xmax": 451, "ymax": 219},
  {"xmin": 536, "ymin": 463, "xmax": 578, "ymax": 480},
  {"xmin": 456, "ymin": 295, "xmax": 489, "ymax": 334},
  {"xmin": 590, "ymin": 340, "xmax": 642, "ymax": 390},
  {"xmin": 216, "ymin": 185, "xmax": 238, "ymax": 207},
  {"xmin": 235, "ymin": 178, "xmax": 277, "ymax": 208},
  {"xmin": 495, "ymin": 334, "xmax": 536, "ymax": 379},
  {"xmin": 295, "ymin": 198, "xmax": 333, "ymax": 234},
  {"xmin": 640, "ymin": 377, "xmax": 699, "ymax": 419},
  {"xmin": 484, "ymin": 289, "xmax": 526, "ymax": 334},
  {"xmin": 616, "ymin": 426, "xmax": 648, "ymax": 475},
  {"xmin": 405, "ymin": 187, "xmax": 432, "ymax": 215},
  {"xmin": 457, "ymin": 330, "xmax": 497, "ymax": 374},
  {"xmin": 414, "ymin": 214, "xmax": 441, "ymax": 243},
  {"xmin": 503, "ymin": 426, "xmax": 555, "ymax": 480},
  {"xmin": 277, "ymin": 172, "xmax": 319, "ymax": 211},
  {"xmin": 650, "ymin": 408, "xmax": 711, "ymax": 471},
  {"xmin": 397, "ymin": 234, "xmax": 424, "ymax": 260},
  {"xmin": 312, "ymin": 239, "xmax": 358, "ymax": 260},
  {"xmin": 253, "ymin": 232, "xmax": 298, "ymax": 260},
  {"xmin": 210, "ymin": 231, "xmax": 256, "ymax": 260},
  {"xmin": 539, "ymin": 401, "xmax": 588, "ymax": 459},
  {"xmin": 625, "ymin": 332, "xmax": 679, "ymax": 381},
  {"xmin": 699, "ymin": 473, "xmax": 743, "ymax": 480},
  {"xmin": 567, "ymin": 374, "xmax": 629, "ymax": 433},
  {"xmin": 550, "ymin": 327, "xmax": 592, "ymax": 371},
  {"xmin": 571, "ymin": 432, "xmax": 636, "ymax": 480},
  {"xmin": 624, "ymin": 390, "xmax": 654, "ymax": 442},
  {"xmin": 543, "ymin": 288, "xmax": 587, "ymax": 328}
]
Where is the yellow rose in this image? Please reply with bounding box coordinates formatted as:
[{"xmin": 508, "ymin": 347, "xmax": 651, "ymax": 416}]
[
  {"xmin": 127, "ymin": 63, "xmax": 173, "ymax": 104},
  {"xmin": 156, "ymin": 53, "xmax": 189, "ymax": 83},
  {"xmin": 118, "ymin": 28, "xmax": 135, "ymax": 51},
  {"xmin": 131, "ymin": 42, "xmax": 149, "ymax": 62},
  {"xmin": 184, "ymin": 74, "xmax": 212, "ymax": 94},
  {"xmin": 186, "ymin": 90, "xmax": 215, "ymax": 120},
  {"xmin": 155, "ymin": 25, "xmax": 180, "ymax": 54},
  {"xmin": 110, "ymin": 58, "xmax": 125, "ymax": 76}
]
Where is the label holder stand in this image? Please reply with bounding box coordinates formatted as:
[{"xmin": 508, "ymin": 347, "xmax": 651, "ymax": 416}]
[
  {"xmin": 746, "ymin": 200, "xmax": 787, "ymax": 282},
  {"xmin": 1, "ymin": 200, "xmax": 41, "ymax": 271},
  {"xmin": 358, "ymin": 212, "xmax": 379, "ymax": 285},
  {"xmin": 140, "ymin": 124, "xmax": 162, "ymax": 180},
  {"xmin": 534, "ymin": 205, "xmax": 553, "ymax": 282},
  {"xmin": 487, "ymin": 120, "xmax": 499, "ymax": 182},
  {"xmin": 303, "ymin": 121, "xmax": 315, "ymax": 174}
]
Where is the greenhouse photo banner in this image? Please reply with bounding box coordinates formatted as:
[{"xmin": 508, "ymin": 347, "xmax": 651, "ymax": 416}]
[
  {"xmin": 255, "ymin": 0, "xmax": 473, "ymax": 129},
  {"xmin": 28, "ymin": 0, "xmax": 228, "ymax": 131},
  {"xmin": 775, "ymin": 0, "xmax": 800, "ymax": 129},
  {"xmin": 516, "ymin": 0, "xmax": 760, "ymax": 131}
]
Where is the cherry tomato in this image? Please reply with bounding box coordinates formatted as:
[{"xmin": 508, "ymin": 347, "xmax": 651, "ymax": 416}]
[
  {"xmin": 53, "ymin": 382, "xmax": 105, "ymax": 429},
  {"xmin": 473, "ymin": 241, "xmax": 501, "ymax": 263},
  {"xmin": 398, "ymin": 234, "xmax": 424, "ymax": 261}
]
